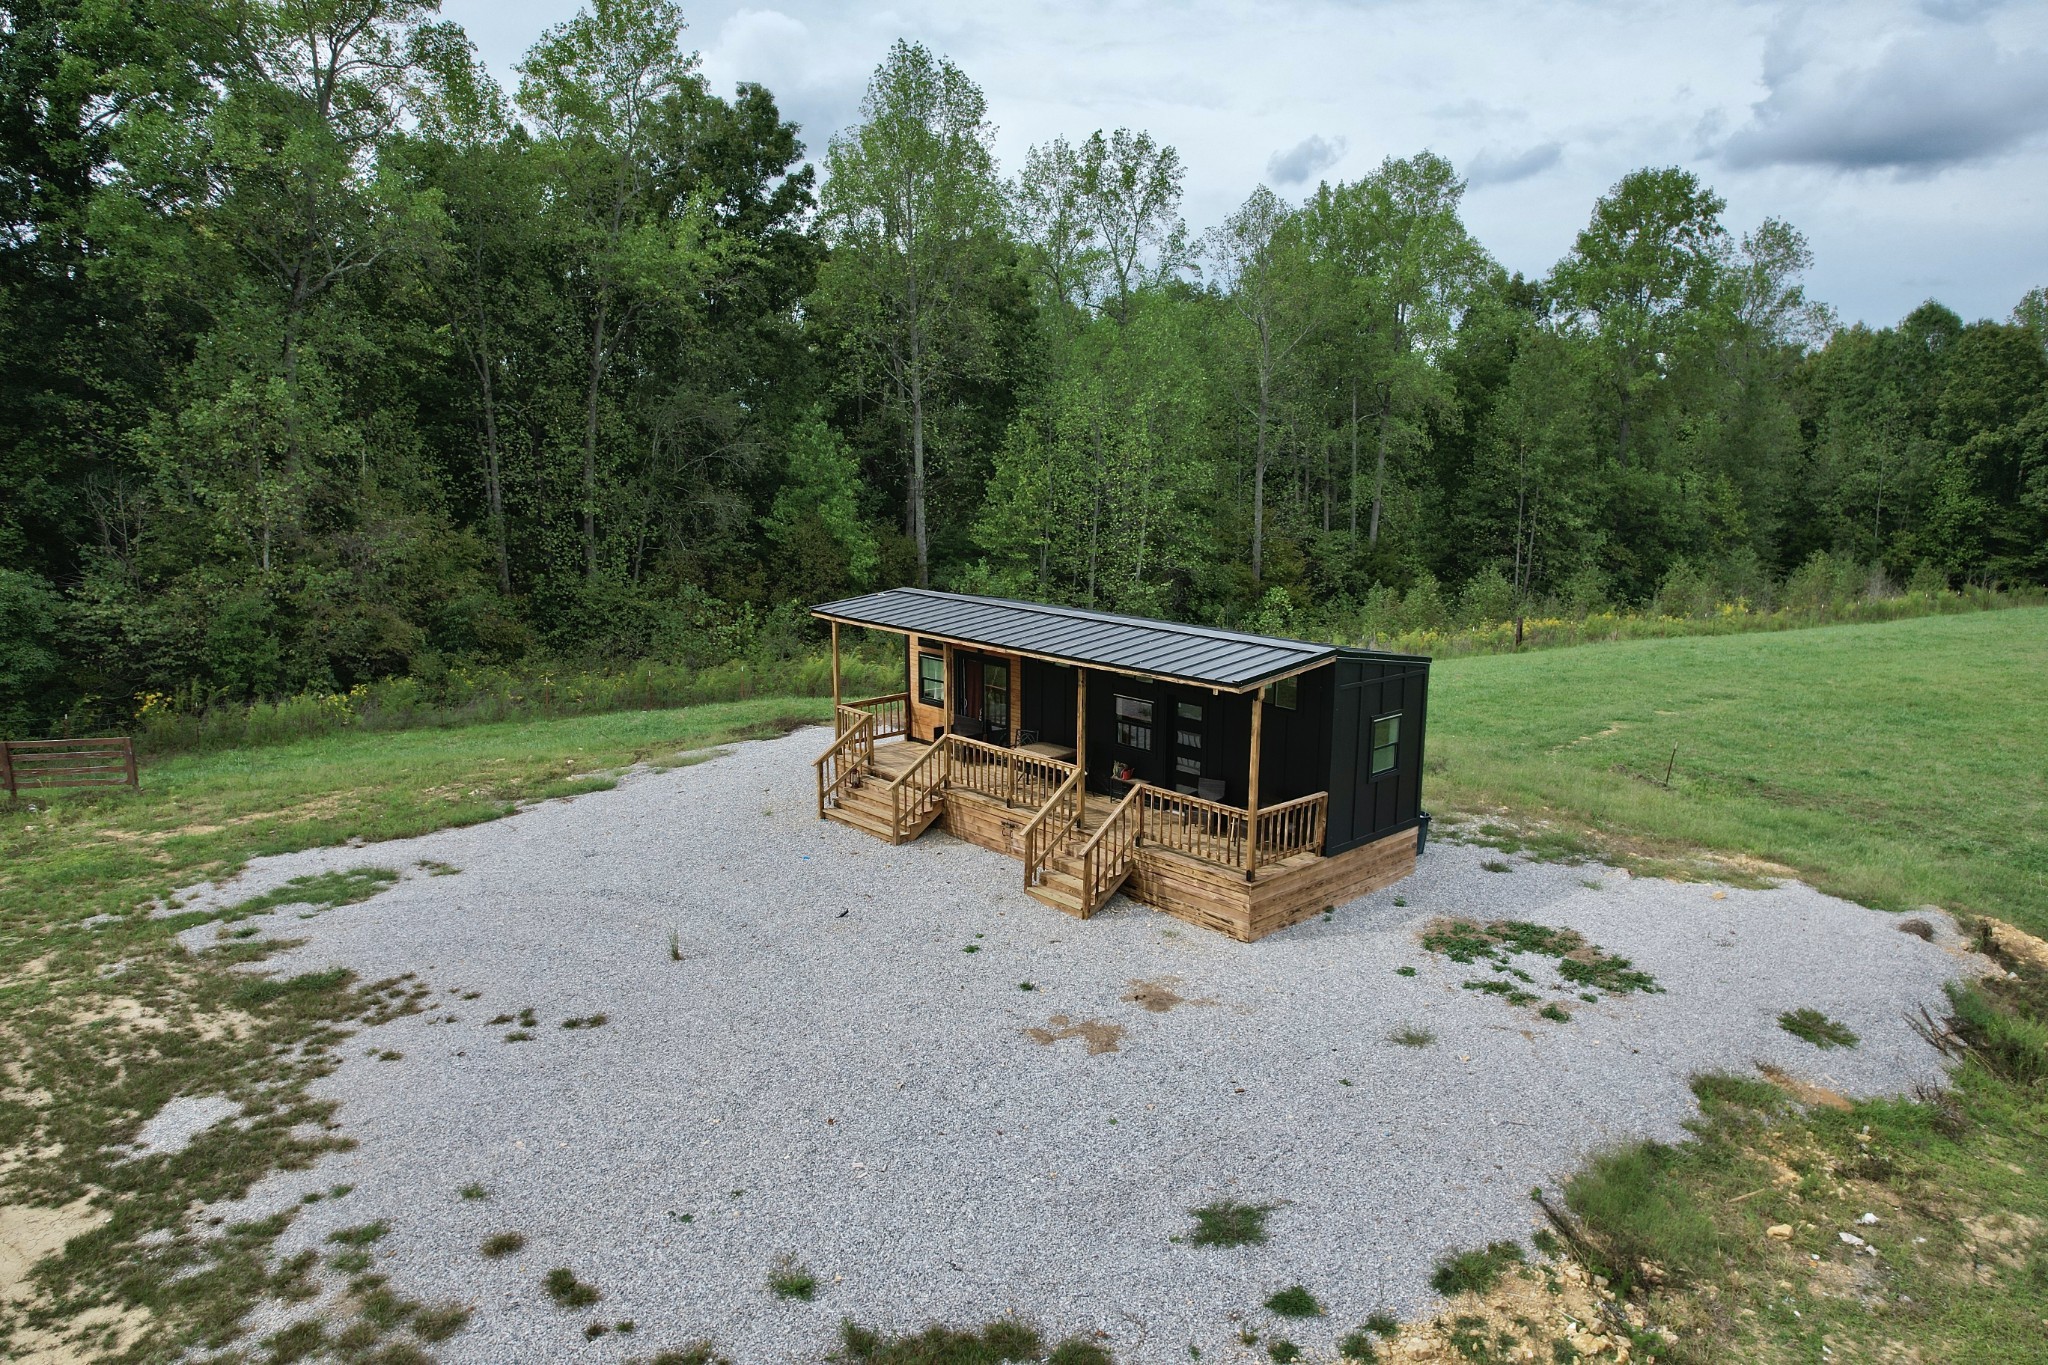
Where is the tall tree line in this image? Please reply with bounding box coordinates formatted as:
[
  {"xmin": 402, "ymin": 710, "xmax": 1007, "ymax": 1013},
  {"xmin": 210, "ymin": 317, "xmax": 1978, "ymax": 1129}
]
[{"xmin": 2, "ymin": 1, "xmax": 2044, "ymax": 735}]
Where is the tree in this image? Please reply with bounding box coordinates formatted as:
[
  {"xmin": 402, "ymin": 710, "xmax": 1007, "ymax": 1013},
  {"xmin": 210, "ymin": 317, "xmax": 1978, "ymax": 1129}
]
[
  {"xmin": 1205, "ymin": 186, "xmax": 1321, "ymax": 587},
  {"xmin": 516, "ymin": 0, "xmax": 717, "ymax": 578},
  {"xmin": 817, "ymin": 40, "xmax": 1006, "ymax": 586},
  {"xmin": 1078, "ymin": 128, "xmax": 1188, "ymax": 322},
  {"xmin": 1551, "ymin": 167, "xmax": 1729, "ymax": 468}
]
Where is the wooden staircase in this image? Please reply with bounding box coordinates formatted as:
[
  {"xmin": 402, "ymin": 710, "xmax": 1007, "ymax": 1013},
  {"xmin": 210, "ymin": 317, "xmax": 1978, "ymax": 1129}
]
[{"xmin": 822, "ymin": 766, "xmax": 943, "ymax": 844}]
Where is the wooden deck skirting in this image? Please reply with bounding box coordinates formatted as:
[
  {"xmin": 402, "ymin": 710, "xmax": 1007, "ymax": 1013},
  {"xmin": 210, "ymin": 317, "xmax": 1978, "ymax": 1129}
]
[{"xmin": 827, "ymin": 738, "xmax": 1413, "ymax": 941}]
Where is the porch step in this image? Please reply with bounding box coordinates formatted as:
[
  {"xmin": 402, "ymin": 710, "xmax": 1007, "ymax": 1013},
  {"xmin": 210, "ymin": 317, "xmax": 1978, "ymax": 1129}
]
[
  {"xmin": 1026, "ymin": 869, "xmax": 1086, "ymax": 916},
  {"xmin": 827, "ymin": 772, "xmax": 942, "ymax": 843},
  {"xmin": 823, "ymin": 802, "xmax": 898, "ymax": 841}
]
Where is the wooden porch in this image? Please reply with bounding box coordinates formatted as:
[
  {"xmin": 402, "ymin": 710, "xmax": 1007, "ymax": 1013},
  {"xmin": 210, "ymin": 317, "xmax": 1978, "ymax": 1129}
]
[{"xmin": 814, "ymin": 693, "xmax": 1414, "ymax": 942}]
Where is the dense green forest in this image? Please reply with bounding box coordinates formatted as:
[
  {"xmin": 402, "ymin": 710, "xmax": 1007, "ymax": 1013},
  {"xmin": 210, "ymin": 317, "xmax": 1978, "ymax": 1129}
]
[{"xmin": 3, "ymin": 0, "xmax": 2045, "ymax": 738}]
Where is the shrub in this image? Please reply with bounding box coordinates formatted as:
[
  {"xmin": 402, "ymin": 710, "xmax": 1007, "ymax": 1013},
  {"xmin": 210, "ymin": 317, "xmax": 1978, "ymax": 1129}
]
[
  {"xmin": 1263, "ymin": 1285, "xmax": 1321, "ymax": 1317},
  {"xmin": 1428, "ymin": 1241, "xmax": 1524, "ymax": 1297},
  {"xmin": 1187, "ymin": 1199, "xmax": 1276, "ymax": 1248}
]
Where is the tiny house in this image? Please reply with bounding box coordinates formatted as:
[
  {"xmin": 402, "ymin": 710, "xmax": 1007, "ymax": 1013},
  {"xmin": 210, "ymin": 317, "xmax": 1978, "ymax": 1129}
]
[{"xmin": 812, "ymin": 589, "xmax": 1430, "ymax": 941}]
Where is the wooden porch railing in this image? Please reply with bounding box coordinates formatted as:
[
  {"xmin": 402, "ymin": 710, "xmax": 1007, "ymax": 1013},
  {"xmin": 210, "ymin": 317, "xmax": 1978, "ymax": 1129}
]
[
  {"xmin": 887, "ymin": 733, "xmax": 953, "ymax": 840},
  {"xmin": 1075, "ymin": 782, "xmax": 1144, "ymax": 915},
  {"xmin": 1020, "ymin": 768, "xmax": 1081, "ymax": 889},
  {"xmin": 946, "ymin": 735, "xmax": 1076, "ymax": 809},
  {"xmin": 837, "ymin": 692, "xmax": 909, "ymax": 740},
  {"xmin": 813, "ymin": 713, "xmax": 874, "ymax": 818},
  {"xmin": 1136, "ymin": 786, "xmax": 1248, "ymax": 868},
  {"xmin": 1254, "ymin": 791, "xmax": 1328, "ymax": 865}
]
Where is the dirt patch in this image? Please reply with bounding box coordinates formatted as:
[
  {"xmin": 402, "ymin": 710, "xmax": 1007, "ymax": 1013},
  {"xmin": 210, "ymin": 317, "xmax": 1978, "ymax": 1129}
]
[
  {"xmin": 1553, "ymin": 721, "xmax": 1631, "ymax": 750},
  {"xmin": 1756, "ymin": 1063, "xmax": 1854, "ymax": 1111},
  {"xmin": 1121, "ymin": 979, "xmax": 1217, "ymax": 1013},
  {"xmin": 6, "ymin": 1301, "xmax": 153, "ymax": 1364},
  {"xmin": 1381, "ymin": 1258, "xmax": 1654, "ymax": 1363},
  {"xmin": 1, "ymin": 1197, "xmax": 109, "ymax": 1302},
  {"xmin": 1981, "ymin": 920, "xmax": 2048, "ymax": 973},
  {"xmin": 1023, "ymin": 1015, "xmax": 1125, "ymax": 1055}
]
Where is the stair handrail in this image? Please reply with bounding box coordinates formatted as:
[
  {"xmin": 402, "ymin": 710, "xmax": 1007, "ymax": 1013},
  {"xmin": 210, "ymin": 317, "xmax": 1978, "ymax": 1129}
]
[
  {"xmin": 1019, "ymin": 768, "xmax": 1081, "ymax": 889},
  {"xmin": 886, "ymin": 732, "xmax": 954, "ymax": 839},
  {"xmin": 1074, "ymin": 781, "xmax": 1145, "ymax": 916},
  {"xmin": 813, "ymin": 712, "xmax": 875, "ymax": 818}
]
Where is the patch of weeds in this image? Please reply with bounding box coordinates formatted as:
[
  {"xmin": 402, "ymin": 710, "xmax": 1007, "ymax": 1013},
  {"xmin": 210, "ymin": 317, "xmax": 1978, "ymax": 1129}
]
[
  {"xmin": 1424, "ymin": 918, "xmax": 1659, "ymax": 1009},
  {"xmin": 1429, "ymin": 1241, "xmax": 1525, "ymax": 1297},
  {"xmin": 963, "ymin": 944, "xmax": 981, "ymax": 954},
  {"xmin": 1187, "ymin": 1198, "xmax": 1275, "ymax": 1247},
  {"xmin": 837, "ymin": 1318, "xmax": 1042, "ymax": 1362},
  {"xmin": 1390, "ymin": 1023, "xmax": 1436, "ymax": 1047},
  {"xmin": 543, "ymin": 1266, "xmax": 601, "ymax": 1308},
  {"xmin": 376, "ymin": 1049, "xmax": 403, "ymax": 1061},
  {"xmin": 1019, "ymin": 981, "xmax": 1036, "ymax": 991},
  {"xmin": 669, "ymin": 928, "xmax": 684, "ymax": 960},
  {"xmin": 1463, "ymin": 979, "xmax": 1538, "ymax": 1006},
  {"xmin": 1393, "ymin": 897, "xmax": 1407, "ymax": 907},
  {"xmin": 234, "ymin": 966, "xmax": 354, "ymax": 1007},
  {"xmin": 1897, "ymin": 917, "xmax": 1935, "ymax": 941},
  {"xmin": 1538, "ymin": 1003, "xmax": 1571, "ymax": 1023},
  {"xmin": 486, "ymin": 1013, "xmax": 515, "ymax": 1026},
  {"xmin": 328, "ymin": 1249, "xmax": 374, "ymax": 1274},
  {"xmin": 614, "ymin": 1320, "xmax": 636, "ymax": 1334},
  {"xmin": 1264, "ymin": 1285, "xmax": 1322, "ymax": 1317},
  {"xmin": 480, "ymin": 1231, "xmax": 527, "ymax": 1259},
  {"xmin": 645, "ymin": 1346, "xmax": 729, "ymax": 1365},
  {"xmin": 417, "ymin": 859, "xmax": 461, "ymax": 876},
  {"xmin": 1481, "ymin": 860, "xmax": 1513, "ymax": 873},
  {"xmin": 562, "ymin": 1013, "xmax": 608, "ymax": 1029},
  {"xmin": 1362, "ymin": 1312, "xmax": 1399, "ymax": 1337},
  {"xmin": 271, "ymin": 1248, "xmax": 320, "ymax": 1302},
  {"xmin": 1778, "ymin": 1007, "xmax": 1858, "ymax": 1049},
  {"xmin": 1396, "ymin": 965, "xmax": 1418, "ymax": 977},
  {"xmin": 587, "ymin": 1322, "xmax": 612, "ymax": 1339},
  {"xmin": 219, "ymin": 867, "xmax": 401, "ymax": 920},
  {"xmin": 414, "ymin": 1303, "xmax": 472, "ymax": 1342},
  {"xmin": 264, "ymin": 1318, "xmax": 328, "ymax": 1362},
  {"xmin": 1268, "ymin": 1343, "xmax": 1302, "ymax": 1363},
  {"xmin": 768, "ymin": 1256, "xmax": 817, "ymax": 1301},
  {"xmin": 1338, "ymin": 1328, "xmax": 1380, "ymax": 1361},
  {"xmin": 458, "ymin": 1182, "xmax": 488, "ymax": 1200},
  {"xmin": 359, "ymin": 1283, "xmax": 422, "ymax": 1329},
  {"xmin": 1048, "ymin": 1342, "xmax": 1113, "ymax": 1365},
  {"xmin": 503, "ymin": 1030, "xmax": 534, "ymax": 1043},
  {"xmin": 327, "ymin": 1220, "xmax": 389, "ymax": 1247}
]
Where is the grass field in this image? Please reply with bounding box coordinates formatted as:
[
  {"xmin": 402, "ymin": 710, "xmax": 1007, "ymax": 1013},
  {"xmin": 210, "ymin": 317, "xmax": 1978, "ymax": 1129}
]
[
  {"xmin": 2, "ymin": 617, "xmax": 2044, "ymax": 1362},
  {"xmin": 1428, "ymin": 607, "xmax": 2048, "ymax": 935}
]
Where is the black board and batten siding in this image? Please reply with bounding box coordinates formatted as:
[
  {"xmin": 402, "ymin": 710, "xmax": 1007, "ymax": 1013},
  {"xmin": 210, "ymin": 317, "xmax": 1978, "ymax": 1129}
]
[{"xmin": 1324, "ymin": 650, "xmax": 1430, "ymax": 854}]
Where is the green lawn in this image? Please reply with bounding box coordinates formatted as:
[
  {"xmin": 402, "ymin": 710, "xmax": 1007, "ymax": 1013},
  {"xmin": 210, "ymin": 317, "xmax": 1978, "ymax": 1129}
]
[{"xmin": 1428, "ymin": 607, "xmax": 2048, "ymax": 934}]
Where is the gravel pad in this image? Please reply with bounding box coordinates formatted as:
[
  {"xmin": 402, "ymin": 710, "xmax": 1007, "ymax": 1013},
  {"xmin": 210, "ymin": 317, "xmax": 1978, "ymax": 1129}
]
[{"xmin": 190, "ymin": 726, "xmax": 1976, "ymax": 1362}]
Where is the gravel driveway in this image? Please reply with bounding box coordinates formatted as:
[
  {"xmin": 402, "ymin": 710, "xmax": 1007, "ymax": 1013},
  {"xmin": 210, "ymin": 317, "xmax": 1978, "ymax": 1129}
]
[{"xmin": 183, "ymin": 726, "xmax": 1975, "ymax": 1363}]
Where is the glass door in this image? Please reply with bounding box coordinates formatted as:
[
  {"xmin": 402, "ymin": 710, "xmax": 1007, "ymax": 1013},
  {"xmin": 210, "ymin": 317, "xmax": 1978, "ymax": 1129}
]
[{"xmin": 1172, "ymin": 699, "xmax": 1205, "ymax": 794}]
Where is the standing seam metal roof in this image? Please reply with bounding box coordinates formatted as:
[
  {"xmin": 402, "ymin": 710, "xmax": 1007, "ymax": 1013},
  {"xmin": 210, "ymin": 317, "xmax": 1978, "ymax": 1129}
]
[{"xmin": 812, "ymin": 588, "xmax": 1336, "ymax": 690}]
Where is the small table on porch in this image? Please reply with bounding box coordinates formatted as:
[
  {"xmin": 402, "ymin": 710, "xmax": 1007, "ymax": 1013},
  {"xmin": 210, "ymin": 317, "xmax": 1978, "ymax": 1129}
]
[{"xmin": 1019, "ymin": 741, "xmax": 1077, "ymax": 763}]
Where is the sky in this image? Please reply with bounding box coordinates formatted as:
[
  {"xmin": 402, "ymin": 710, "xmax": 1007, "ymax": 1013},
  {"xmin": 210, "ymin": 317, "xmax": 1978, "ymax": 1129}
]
[{"xmin": 440, "ymin": 0, "xmax": 2048, "ymax": 329}]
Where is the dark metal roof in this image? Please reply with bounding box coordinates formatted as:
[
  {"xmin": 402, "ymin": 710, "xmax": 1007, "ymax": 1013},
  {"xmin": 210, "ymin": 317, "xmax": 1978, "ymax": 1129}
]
[{"xmin": 812, "ymin": 589, "xmax": 1339, "ymax": 690}]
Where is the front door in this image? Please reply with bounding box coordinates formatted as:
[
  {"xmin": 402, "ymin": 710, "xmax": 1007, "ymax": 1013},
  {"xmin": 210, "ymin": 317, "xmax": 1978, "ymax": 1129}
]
[{"xmin": 952, "ymin": 652, "xmax": 1011, "ymax": 741}]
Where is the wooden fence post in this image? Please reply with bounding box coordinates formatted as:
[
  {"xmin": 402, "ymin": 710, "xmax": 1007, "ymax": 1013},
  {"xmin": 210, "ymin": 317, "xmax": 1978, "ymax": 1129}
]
[
  {"xmin": 122, "ymin": 737, "xmax": 138, "ymax": 789},
  {"xmin": 1, "ymin": 741, "xmax": 13, "ymax": 799}
]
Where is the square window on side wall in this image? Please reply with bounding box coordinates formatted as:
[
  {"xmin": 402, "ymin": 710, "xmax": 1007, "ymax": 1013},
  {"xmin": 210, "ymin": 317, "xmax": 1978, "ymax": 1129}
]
[
  {"xmin": 918, "ymin": 653, "xmax": 944, "ymax": 707},
  {"xmin": 1371, "ymin": 713, "xmax": 1401, "ymax": 776},
  {"xmin": 1263, "ymin": 677, "xmax": 1298, "ymax": 710}
]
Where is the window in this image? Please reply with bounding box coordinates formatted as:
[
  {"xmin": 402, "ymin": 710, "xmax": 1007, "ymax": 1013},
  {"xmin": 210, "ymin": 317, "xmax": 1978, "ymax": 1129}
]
[
  {"xmin": 1176, "ymin": 755, "xmax": 1202, "ymax": 776},
  {"xmin": 1371, "ymin": 713, "xmax": 1402, "ymax": 776},
  {"xmin": 917, "ymin": 653, "xmax": 944, "ymax": 707},
  {"xmin": 1176, "ymin": 730, "xmax": 1202, "ymax": 750},
  {"xmin": 1114, "ymin": 695, "xmax": 1153, "ymax": 751},
  {"xmin": 1263, "ymin": 676, "xmax": 1298, "ymax": 710},
  {"xmin": 982, "ymin": 661, "xmax": 1009, "ymax": 732},
  {"xmin": 1177, "ymin": 701, "xmax": 1204, "ymax": 722}
]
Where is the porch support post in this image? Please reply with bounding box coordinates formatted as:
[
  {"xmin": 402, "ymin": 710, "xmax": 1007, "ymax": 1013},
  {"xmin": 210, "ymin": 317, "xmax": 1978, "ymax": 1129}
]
[
  {"xmin": 1245, "ymin": 689, "xmax": 1264, "ymax": 879},
  {"xmin": 1074, "ymin": 668, "xmax": 1088, "ymax": 824},
  {"xmin": 830, "ymin": 621, "xmax": 841, "ymax": 710},
  {"xmin": 941, "ymin": 640, "xmax": 954, "ymax": 735}
]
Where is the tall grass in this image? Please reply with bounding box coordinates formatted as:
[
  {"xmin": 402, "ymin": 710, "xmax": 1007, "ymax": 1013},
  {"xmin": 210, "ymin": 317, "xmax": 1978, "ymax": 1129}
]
[{"xmin": 135, "ymin": 649, "xmax": 901, "ymax": 756}]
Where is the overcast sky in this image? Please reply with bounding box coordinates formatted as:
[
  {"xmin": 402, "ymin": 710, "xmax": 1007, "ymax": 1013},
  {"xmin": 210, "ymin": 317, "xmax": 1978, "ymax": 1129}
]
[{"xmin": 441, "ymin": 0, "xmax": 2048, "ymax": 328}]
